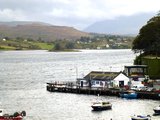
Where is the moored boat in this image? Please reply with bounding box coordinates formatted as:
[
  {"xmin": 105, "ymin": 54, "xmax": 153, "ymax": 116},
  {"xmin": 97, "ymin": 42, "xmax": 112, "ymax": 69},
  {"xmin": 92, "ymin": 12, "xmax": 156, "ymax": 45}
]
[
  {"xmin": 0, "ymin": 109, "xmax": 26, "ymax": 120},
  {"xmin": 119, "ymin": 90, "xmax": 137, "ymax": 99},
  {"xmin": 91, "ymin": 101, "xmax": 112, "ymax": 111},
  {"xmin": 131, "ymin": 115, "xmax": 151, "ymax": 120},
  {"xmin": 153, "ymin": 105, "xmax": 160, "ymax": 115}
]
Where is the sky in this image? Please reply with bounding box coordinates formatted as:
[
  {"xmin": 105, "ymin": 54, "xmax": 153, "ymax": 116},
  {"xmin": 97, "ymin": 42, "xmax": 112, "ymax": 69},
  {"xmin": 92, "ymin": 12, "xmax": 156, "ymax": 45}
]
[{"xmin": 0, "ymin": 0, "xmax": 160, "ymax": 30}]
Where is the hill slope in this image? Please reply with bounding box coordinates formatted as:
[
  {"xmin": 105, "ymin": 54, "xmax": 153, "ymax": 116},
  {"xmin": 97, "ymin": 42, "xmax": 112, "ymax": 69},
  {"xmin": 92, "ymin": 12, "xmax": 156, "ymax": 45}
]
[
  {"xmin": 84, "ymin": 13, "xmax": 155, "ymax": 35},
  {"xmin": 0, "ymin": 21, "xmax": 90, "ymax": 41}
]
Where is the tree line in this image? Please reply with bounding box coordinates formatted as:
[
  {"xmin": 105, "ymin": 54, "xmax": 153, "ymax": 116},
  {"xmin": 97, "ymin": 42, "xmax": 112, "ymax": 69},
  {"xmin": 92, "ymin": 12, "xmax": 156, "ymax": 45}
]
[{"xmin": 132, "ymin": 12, "xmax": 160, "ymax": 56}]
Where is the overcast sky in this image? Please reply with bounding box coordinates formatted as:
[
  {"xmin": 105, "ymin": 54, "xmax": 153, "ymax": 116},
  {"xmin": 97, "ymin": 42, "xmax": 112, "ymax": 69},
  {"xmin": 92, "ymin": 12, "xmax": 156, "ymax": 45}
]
[{"xmin": 0, "ymin": 0, "xmax": 160, "ymax": 30}]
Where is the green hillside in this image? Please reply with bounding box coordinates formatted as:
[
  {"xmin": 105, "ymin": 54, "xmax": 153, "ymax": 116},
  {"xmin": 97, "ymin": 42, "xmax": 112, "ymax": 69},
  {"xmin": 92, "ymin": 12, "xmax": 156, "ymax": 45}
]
[
  {"xmin": 0, "ymin": 39, "xmax": 53, "ymax": 50},
  {"xmin": 0, "ymin": 21, "xmax": 90, "ymax": 42}
]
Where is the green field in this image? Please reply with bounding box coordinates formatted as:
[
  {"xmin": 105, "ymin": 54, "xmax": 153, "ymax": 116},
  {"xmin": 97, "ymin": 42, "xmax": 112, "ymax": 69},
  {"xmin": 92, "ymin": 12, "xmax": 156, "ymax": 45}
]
[
  {"xmin": 0, "ymin": 40, "xmax": 53, "ymax": 50},
  {"xmin": 141, "ymin": 57, "xmax": 160, "ymax": 79}
]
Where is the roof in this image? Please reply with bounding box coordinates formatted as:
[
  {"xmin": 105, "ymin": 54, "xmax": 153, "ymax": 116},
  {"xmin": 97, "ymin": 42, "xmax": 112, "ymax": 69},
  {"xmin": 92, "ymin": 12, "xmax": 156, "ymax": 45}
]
[
  {"xmin": 114, "ymin": 72, "xmax": 129, "ymax": 81},
  {"xmin": 124, "ymin": 65, "xmax": 148, "ymax": 68},
  {"xmin": 84, "ymin": 71, "xmax": 120, "ymax": 81}
]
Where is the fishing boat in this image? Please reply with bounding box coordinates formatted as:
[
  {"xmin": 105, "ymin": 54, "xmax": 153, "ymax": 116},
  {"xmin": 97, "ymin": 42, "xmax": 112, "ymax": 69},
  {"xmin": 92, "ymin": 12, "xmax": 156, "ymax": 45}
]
[
  {"xmin": 131, "ymin": 115, "xmax": 151, "ymax": 120},
  {"xmin": 153, "ymin": 105, "xmax": 160, "ymax": 115},
  {"xmin": 0, "ymin": 109, "xmax": 26, "ymax": 120},
  {"xmin": 91, "ymin": 101, "xmax": 112, "ymax": 111},
  {"xmin": 119, "ymin": 90, "xmax": 137, "ymax": 99}
]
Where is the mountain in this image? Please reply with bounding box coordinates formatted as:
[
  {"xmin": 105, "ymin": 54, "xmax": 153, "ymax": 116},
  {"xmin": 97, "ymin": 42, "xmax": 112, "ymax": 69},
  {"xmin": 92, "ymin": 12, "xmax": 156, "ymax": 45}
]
[
  {"xmin": 84, "ymin": 13, "xmax": 155, "ymax": 35},
  {"xmin": 0, "ymin": 21, "xmax": 90, "ymax": 41}
]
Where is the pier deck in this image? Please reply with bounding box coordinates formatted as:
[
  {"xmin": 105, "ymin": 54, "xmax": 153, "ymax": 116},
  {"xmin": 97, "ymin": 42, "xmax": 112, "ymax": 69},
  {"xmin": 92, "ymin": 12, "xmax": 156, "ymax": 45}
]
[{"xmin": 46, "ymin": 82, "xmax": 160, "ymax": 100}]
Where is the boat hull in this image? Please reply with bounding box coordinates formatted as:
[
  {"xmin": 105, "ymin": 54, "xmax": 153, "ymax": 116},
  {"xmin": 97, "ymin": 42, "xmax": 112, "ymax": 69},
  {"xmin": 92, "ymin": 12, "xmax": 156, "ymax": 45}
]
[
  {"xmin": 131, "ymin": 115, "xmax": 151, "ymax": 120},
  {"xmin": 154, "ymin": 109, "xmax": 160, "ymax": 114},
  {"xmin": 0, "ymin": 116, "xmax": 23, "ymax": 120},
  {"xmin": 131, "ymin": 118, "xmax": 149, "ymax": 120},
  {"xmin": 91, "ymin": 105, "xmax": 112, "ymax": 111},
  {"xmin": 120, "ymin": 93, "xmax": 137, "ymax": 99},
  {"xmin": 153, "ymin": 108, "xmax": 160, "ymax": 115}
]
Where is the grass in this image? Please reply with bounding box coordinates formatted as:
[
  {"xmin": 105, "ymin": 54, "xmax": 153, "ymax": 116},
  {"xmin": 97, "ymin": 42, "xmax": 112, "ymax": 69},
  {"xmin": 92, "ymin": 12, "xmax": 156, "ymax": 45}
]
[
  {"xmin": 0, "ymin": 40, "xmax": 54, "ymax": 51},
  {"xmin": 0, "ymin": 45, "xmax": 16, "ymax": 50},
  {"xmin": 0, "ymin": 40, "xmax": 80, "ymax": 52},
  {"xmin": 143, "ymin": 55, "xmax": 160, "ymax": 59},
  {"xmin": 141, "ymin": 57, "xmax": 160, "ymax": 79},
  {"xmin": 50, "ymin": 49, "xmax": 80, "ymax": 52},
  {"xmin": 29, "ymin": 42, "xmax": 53, "ymax": 50}
]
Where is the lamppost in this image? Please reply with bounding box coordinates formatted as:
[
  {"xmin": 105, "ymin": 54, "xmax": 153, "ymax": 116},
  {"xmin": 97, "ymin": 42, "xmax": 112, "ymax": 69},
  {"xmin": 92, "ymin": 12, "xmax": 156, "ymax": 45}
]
[{"xmin": 75, "ymin": 66, "xmax": 78, "ymax": 80}]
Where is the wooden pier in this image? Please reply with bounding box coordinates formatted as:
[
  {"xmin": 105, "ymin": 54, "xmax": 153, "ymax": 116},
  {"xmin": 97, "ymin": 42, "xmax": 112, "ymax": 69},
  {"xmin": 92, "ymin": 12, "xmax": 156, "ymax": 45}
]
[{"xmin": 46, "ymin": 82, "xmax": 160, "ymax": 100}]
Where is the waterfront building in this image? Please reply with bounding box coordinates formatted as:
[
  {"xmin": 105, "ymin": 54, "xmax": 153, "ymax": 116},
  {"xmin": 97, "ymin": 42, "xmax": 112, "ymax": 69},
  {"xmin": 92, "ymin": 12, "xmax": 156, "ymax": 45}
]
[
  {"xmin": 124, "ymin": 65, "xmax": 148, "ymax": 80},
  {"xmin": 77, "ymin": 71, "xmax": 129, "ymax": 88},
  {"xmin": 77, "ymin": 65, "xmax": 150, "ymax": 89},
  {"xmin": 124, "ymin": 65, "xmax": 149, "ymax": 87}
]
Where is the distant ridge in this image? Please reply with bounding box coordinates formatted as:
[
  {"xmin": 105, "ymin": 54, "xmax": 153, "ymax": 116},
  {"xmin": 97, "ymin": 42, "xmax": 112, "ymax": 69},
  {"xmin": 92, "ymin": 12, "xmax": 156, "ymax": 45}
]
[
  {"xmin": 0, "ymin": 21, "xmax": 90, "ymax": 41},
  {"xmin": 84, "ymin": 12, "xmax": 155, "ymax": 35}
]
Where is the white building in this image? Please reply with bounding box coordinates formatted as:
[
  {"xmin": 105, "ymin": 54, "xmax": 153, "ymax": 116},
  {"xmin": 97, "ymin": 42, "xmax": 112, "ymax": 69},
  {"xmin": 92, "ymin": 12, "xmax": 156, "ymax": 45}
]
[
  {"xmin": 77, "ymin": 71, "xmax": 130, "ymax": 88},
  {"xmin": 112, "ymin": 72, "xmax": 130, "ymax": 87}
]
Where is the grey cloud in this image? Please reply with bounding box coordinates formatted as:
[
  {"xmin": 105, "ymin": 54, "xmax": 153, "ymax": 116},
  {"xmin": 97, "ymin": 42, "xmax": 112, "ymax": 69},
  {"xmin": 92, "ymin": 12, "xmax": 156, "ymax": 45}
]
[{"xmin": 0, "ymin": 0, "xmax": 159, "ymax": 30}]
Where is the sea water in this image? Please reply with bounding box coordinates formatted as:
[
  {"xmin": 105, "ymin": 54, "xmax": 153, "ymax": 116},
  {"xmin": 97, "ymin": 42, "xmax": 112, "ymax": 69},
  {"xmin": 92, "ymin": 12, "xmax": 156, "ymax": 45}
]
[{"xmin": 0, "ymin": 49, "xmax": 159, "ymax": 120}]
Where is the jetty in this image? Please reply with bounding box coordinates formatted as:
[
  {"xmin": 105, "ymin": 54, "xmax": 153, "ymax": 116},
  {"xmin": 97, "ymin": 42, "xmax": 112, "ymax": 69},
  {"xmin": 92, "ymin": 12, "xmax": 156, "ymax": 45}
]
[
  {"xmin": 46, "ymin": 82, "xmax": 160, "ymax": 100},
  {"xmin": 46, "ymin": 65, "xmax": 160, "ymax": 100}
]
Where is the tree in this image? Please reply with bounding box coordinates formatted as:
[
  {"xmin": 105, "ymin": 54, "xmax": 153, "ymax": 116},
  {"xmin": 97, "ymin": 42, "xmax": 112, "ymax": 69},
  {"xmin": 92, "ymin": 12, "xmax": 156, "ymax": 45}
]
[
  {"xmin": 132, "ymin": 13, "xmax": 160, "ymax": 56},
  {"xmin": 65, "ymin": 41, "xmax": 75, "ymax": 49},
  {"xmin": 53, "ymin": 40, "xmax": 75, "ymax": 50},
  {"xmin": 54, "ymin": 42, "xmax": 62, "ymax": 50}
]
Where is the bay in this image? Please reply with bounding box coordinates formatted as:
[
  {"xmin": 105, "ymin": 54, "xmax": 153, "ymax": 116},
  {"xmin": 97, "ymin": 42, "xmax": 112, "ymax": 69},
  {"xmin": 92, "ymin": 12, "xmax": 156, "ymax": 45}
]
[{"xmin": 0, "ymin": 49, "xmax": 159, "ymax": 120}]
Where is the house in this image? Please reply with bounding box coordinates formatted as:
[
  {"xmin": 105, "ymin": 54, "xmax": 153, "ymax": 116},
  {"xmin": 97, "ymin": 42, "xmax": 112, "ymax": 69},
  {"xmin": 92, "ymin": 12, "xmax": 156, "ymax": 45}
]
[
  {"xmin": 77, "ymin": 71, "xmax": 129, "ymax": 88},
  {"xmin": 112, "ymin": 72, "xmax": 130, "ymax": 88},
  {"xmin": 84, "ymin": 71, "xmax": 120, "ymax": 88}
]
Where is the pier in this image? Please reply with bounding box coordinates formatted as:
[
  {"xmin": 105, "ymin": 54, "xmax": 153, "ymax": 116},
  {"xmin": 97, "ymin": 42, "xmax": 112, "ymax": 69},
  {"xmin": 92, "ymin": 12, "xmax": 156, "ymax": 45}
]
[{"xmin": 46, "ymin": 82, "xmax": 160, "ymax": 100}]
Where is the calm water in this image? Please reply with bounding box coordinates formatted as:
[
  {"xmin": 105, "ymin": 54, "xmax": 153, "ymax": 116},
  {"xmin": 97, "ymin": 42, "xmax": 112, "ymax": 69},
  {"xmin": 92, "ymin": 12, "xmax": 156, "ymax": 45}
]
[{"xmin": 0, "ymin": 49, "xmax": 159, "ymax": 120}]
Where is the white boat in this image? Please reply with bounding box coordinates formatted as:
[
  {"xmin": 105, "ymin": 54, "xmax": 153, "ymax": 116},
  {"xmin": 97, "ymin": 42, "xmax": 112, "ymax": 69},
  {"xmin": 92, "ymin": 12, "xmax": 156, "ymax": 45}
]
[
  {"xmin": 153, "ymin": 105, "xmax": 160, "ymax": 115},
  {"xmin": 91, "ymin": 101, "xmax": 112, "ymax": 111},
  {"xmin": 131, "ymin": 115, "xmax": 151, "ymax": 120}
]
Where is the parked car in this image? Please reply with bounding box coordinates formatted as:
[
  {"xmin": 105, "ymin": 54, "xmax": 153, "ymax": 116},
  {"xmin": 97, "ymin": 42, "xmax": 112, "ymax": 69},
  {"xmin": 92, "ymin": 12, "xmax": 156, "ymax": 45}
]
[
  {"xmin": 146, "ymin": 87, "xmax": 155, "ymax": 92},
  {"xmin": 139, "ymin": 86, "xmax": 148, "ymax": 91},
  {"xmin": 131, "ymin": 85, "xmax": 148, "ymax": 91}
]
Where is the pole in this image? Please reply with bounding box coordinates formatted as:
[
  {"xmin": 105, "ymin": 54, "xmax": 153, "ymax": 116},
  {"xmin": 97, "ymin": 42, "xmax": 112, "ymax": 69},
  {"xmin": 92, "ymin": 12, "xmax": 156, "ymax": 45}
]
[{"xmin": 75, "ymin": 66, "xmax": 78, "ymax": 79}]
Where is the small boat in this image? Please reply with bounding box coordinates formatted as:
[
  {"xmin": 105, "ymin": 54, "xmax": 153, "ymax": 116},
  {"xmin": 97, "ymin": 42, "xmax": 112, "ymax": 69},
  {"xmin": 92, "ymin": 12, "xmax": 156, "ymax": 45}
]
[
  {"xmin": 131, "ymin": 115, "xmax": 151, "ymax": 120},
  {"xmin": 0, "ymin": 109, "xmax": 26, "ymax": 120},
  {"xmin": 153, "ymin": 105, "xmax": 160, "ymax": 115},
  {"xmin": 91, "ymin": 101, "xmax": 112, "ymax": 111},
  {"xmin": 119, "ymin": 90, "xmax": 137, "ymax": 99}
]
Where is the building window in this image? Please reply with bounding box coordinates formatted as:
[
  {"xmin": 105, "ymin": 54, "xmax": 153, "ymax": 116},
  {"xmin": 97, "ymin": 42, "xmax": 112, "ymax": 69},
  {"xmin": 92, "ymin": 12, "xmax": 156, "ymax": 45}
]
[
  {"xmin": 91, "ymin": 81, "xmax": 95, "ymax": 85},
  {"xmin": 96, "ymin": 81, "xmax": 99, "ymax": 84}
]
